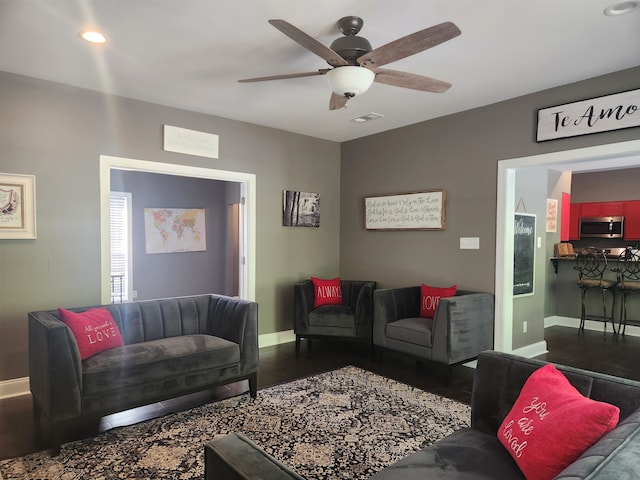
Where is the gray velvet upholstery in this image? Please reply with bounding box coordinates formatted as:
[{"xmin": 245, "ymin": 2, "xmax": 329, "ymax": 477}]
[
  {"xmin": 206, "ymin": 432, "xmax": 306, "ymax": 480},
  {"xmin": 373, "ymin": 287, "xmax": 494, "ymax": 366},
  {"xmin": 28, "ymin": 294, "xmax": 258, "ymax": 453},
  {"xmin": 293, "ymin": 279, "xmax": 376, "ymax": 352},
  {"xmin": 203, "ymin": 351, "xmax": 640, "ymax": 480}
]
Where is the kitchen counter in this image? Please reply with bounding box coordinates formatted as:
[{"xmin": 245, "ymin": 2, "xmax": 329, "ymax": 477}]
[{"xmin": 549, "ymin": 253, "xmax": 640, "ymax": 330}]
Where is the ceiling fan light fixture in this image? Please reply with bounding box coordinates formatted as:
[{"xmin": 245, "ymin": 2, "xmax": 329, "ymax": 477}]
[{"xmin": 327, "ymin": 66, "xmax": 375, "ymax": 98}]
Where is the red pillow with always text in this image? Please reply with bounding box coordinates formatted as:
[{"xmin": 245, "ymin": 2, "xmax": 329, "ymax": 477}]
[{"xmin": 311, "ymin": 276, "xmax": 343, "ymax": 308}]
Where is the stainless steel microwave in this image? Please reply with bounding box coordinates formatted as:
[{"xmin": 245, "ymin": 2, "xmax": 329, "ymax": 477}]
[{"xmin": 579, "ymin": 216, "xmax": 624, "ymax": 238}]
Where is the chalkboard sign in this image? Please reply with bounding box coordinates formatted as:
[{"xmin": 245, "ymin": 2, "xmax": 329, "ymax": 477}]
[
  {"xmin": 513, "ymin": 213, "xmax": 536, "ymax": 296},
  {"xmin": 364, "ymin": 190, "xmax": 445, "ymax": 230}
]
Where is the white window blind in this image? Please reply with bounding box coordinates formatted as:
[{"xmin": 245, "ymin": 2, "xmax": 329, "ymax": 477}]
[{"xmin": 110, "ymin": 192, "xmax": 132, "ymax": 303}]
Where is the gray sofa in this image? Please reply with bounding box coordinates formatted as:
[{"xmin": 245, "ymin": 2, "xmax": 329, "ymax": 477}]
[
  {"xmin": 373, "ymin": 287, "xmax": 494, "ymax": 369},
  {"xmin": 204, "ymin": 350, "xmax": 640, "ymax": 479},
  {"xmin": 28, "ymin": 293, "xmax": 258, "ymax": 453}
]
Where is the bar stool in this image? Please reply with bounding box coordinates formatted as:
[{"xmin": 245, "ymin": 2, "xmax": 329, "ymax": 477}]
[
  {"xmin": 611, "ymin": 247, "xmax": 640, "ymax": 335},
  {"xmin": 574, "ymin": 247, "xmax": 616, "ymax": 334}
]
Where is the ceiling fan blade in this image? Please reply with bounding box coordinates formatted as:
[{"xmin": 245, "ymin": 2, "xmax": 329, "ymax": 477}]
[
  {"xmin": 358, "ymin": 22, "xmax": 461, "ymax": 68},
  {"xmin": 239, "ymin": 69, "xmax": 330, "ymax": 83},
  {"xmin": 373, "ymin": 68, "xmax": 451, "ymax": 93},
  {"xmin": 329, "ymin": 92, "xmax": 349, "ymax": 110},
  {"xmin": 269, "ymin": 19, "xmax": 349, "ymax": 67}
]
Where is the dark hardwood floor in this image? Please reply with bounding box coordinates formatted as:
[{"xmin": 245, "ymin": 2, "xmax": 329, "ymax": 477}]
[{"xmin": 2, "ymin": 325, "xmax": 639, "ymax": 461}]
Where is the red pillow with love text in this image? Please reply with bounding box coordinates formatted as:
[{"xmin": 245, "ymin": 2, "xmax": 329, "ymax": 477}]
[
  {"xmin": 420, "ymin": 284, "xmax": 457, "ymax": 318},
  {"xmin": 311, "ymin": 277, "xmax": 343, "ymax": 308},
  {"xmin": 58, "ymin": 307, "xmax": 124, "ymax": 360},
  {"xmin": 498, "ymin": 364, "xmax": 619, "ymax": 480}
]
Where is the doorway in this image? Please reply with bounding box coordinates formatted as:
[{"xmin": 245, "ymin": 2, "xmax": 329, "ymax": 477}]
[
  {"xmin": 99, "ymin": 155, "xmax": 256, "ymax": 304},
  {"xmin": 495, "ymin": 139, "xmax": 640, "ymax": 353}
]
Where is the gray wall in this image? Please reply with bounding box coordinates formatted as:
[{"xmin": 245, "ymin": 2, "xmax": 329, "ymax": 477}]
[
  {"xmin": 571, "ymin": 168, "xmax": 640, "ymax": 203},
  {"xmin": 0, "ymin": 71, "xmax": 341, "ymax": 381},
  {"xmin": 545, "ymin": 170, "xmax": 571, "ymax": 318},
  {"xmin": 340, "ymin": 66, "xmax": 640, "ymax": 350},
  {"xmin": 511, "ymin": 168, "xmax": 547, "ymax": 349},
  {"xmin": 1, "ymin": 66, "xmax": 639, "ymax": 382},
  {"xmin": 110, "ymin": 170, "xmax": 231, "ymax": 300}
]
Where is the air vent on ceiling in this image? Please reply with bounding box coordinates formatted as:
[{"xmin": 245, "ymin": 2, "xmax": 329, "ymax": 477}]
[{"xmin": 350, "ymin": 112, "xmax": 384, "ymax": 123}]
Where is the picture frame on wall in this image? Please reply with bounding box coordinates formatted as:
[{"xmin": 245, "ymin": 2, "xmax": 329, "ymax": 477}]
[
  {"xmin": 283, "ymin": 190, "xmax": 320, "ymax": 227},
  {"xmin": 364, "ymin": 190, "xmax": 446, "ymax": 230},
  {"xmin": 0, "ymin": 173, "xmax": 36, "ymax": 239}
]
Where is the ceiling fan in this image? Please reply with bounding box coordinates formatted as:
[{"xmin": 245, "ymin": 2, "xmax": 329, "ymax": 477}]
[{"xmin": 239, "ymin": 16, "xmax": 461, "ymax": 110}]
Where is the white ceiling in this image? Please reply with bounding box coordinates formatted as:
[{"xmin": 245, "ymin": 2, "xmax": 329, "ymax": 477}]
[{"xmin": 1, "ymin": 0, "xmax": 639, "ymax": 142}]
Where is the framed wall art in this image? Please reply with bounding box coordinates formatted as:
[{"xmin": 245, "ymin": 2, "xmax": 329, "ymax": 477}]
[
  {"xmin": 537, "ymin": 88, "xmax": 640, "ymax": 141},
  {"xmin": 0, "ymin": 173, "xmax": 36, "ymax": 239},
  {"xmin": 283, "ymin": 190, "xmax": 320, "ymax": 227},
  {"xmin": 364, "ymin": 190, "xmax": 445, "ymax": 230},
  {"xmin": 144, "ymin": 208, "xmax": 206, "ymax": 254}
]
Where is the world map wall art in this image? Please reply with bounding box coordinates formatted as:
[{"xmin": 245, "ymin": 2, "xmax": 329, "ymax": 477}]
[{"xmin": 143, "ymin": 208, "xmax": 206, "ymax": 254}]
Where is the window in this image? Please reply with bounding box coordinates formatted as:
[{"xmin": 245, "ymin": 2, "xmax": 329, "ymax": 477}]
[{"xmin": 110, "ymin": 192, "xmax": 132, "ymax": 303}]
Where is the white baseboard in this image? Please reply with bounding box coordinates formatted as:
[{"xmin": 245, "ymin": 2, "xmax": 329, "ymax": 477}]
[
  {"xmin": 258, "ymin": 329, "xmax": 295, "ymax": 348},
  {"xmin": 545, "ymin": 315, "xmax": 639, "ymax": 336},
  {"xmin": 0, "ymin": 376, "xmax": 29, "ymax": 400},
  {"xmin": 511, "ymin": 341, "xmax": 549, "ymax": 359}
]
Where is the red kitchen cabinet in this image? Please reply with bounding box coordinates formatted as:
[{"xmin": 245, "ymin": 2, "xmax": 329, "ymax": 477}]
[
  {"xmin": 602, "ymin": 202, "xmax": 625, "ymax": 216},
  {"xmin": 624, "ymin": 201, "xmax": 640, "ymax": 240},
  {"xmin": 569, "ymin": 203, "xmax": 581, "ymax": 240},
  {"xmin": 580, "ymin": 202, "xmax": 602, "ymax": 217}
]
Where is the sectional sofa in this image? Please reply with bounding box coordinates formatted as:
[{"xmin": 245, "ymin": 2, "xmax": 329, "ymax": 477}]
[{"xmin": 205, "ymin": 350, "xmax": 640, "ymax": 479}]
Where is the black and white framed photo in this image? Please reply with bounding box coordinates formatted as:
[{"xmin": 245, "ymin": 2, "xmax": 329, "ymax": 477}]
[{"xmin": 283, "ymin": 190, "xmax": 320, "ymax": 227}]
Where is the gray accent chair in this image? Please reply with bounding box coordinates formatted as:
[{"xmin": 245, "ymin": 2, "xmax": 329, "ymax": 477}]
[
  {"xmin": 28, "ymin": 294, "xmax": 258, "ymax": 454},
  {"xmin": 373, "ymin": 286, "xmax": 494, "ymax": 370},
  {"xmin": 204, "ymin": 350, "xmax": 640, "ymax": 479},
  {"xmin": 293, "ymin": 279, "xmax": 376, "ymax": 352}
]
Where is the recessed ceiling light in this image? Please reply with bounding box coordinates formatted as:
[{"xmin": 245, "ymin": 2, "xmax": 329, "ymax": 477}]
[
  {"xmin": 79, "ymin": 30, "xmax": 107, "ymax": 44},
  {"xmin": 604, "ymin": 1, "xmax": 638, "ymax": 16}
]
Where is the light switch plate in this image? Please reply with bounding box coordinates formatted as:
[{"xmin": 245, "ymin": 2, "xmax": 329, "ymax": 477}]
[{"xmin": 460, "ymin": 237, "xmax": 480, "ymax": 249}]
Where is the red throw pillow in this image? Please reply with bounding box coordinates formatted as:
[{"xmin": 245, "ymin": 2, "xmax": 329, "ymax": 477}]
[
  {"xmin": 58, "ymin": 307, "xmax": 124, "ymax": 360},
  {"xmin": 311, "ymin": 276, "xmax": 343, "ymax": 308},
  {"xmin": 498, "ymin": 364, "xmax": 619, "ymax": 480},
  {"xmin": 420, "ymin": 284, "xmax": 457, "ymax": 318}
]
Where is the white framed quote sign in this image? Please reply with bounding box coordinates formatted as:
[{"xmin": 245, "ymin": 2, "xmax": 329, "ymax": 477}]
[{"xmin": 364, "ymin": 190, "xmax": 445, "ymax": 230}]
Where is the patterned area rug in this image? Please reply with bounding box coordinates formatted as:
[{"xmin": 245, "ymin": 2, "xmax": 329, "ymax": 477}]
[{"xmin": 0, "ymin": 366, "xmax": 470, "ymax": 480}]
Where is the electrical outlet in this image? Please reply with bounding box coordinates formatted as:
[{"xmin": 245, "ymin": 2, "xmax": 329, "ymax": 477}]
[
  {"xmin": 132, "ymin": 290, "xmax": 138, "ymax": 299},
  {"xmin": 523, "ymin": 321, "xmax": 528, "ymax": 333}
]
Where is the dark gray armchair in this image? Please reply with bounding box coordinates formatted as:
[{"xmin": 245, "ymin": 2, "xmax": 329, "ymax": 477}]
[
  {"xmin": 373, "ymin": 286, "xmax": 494, "ymax": 368},
  {"xmin": 294, "ymin": 279, "xmax": 376, "ymax": 352}
]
